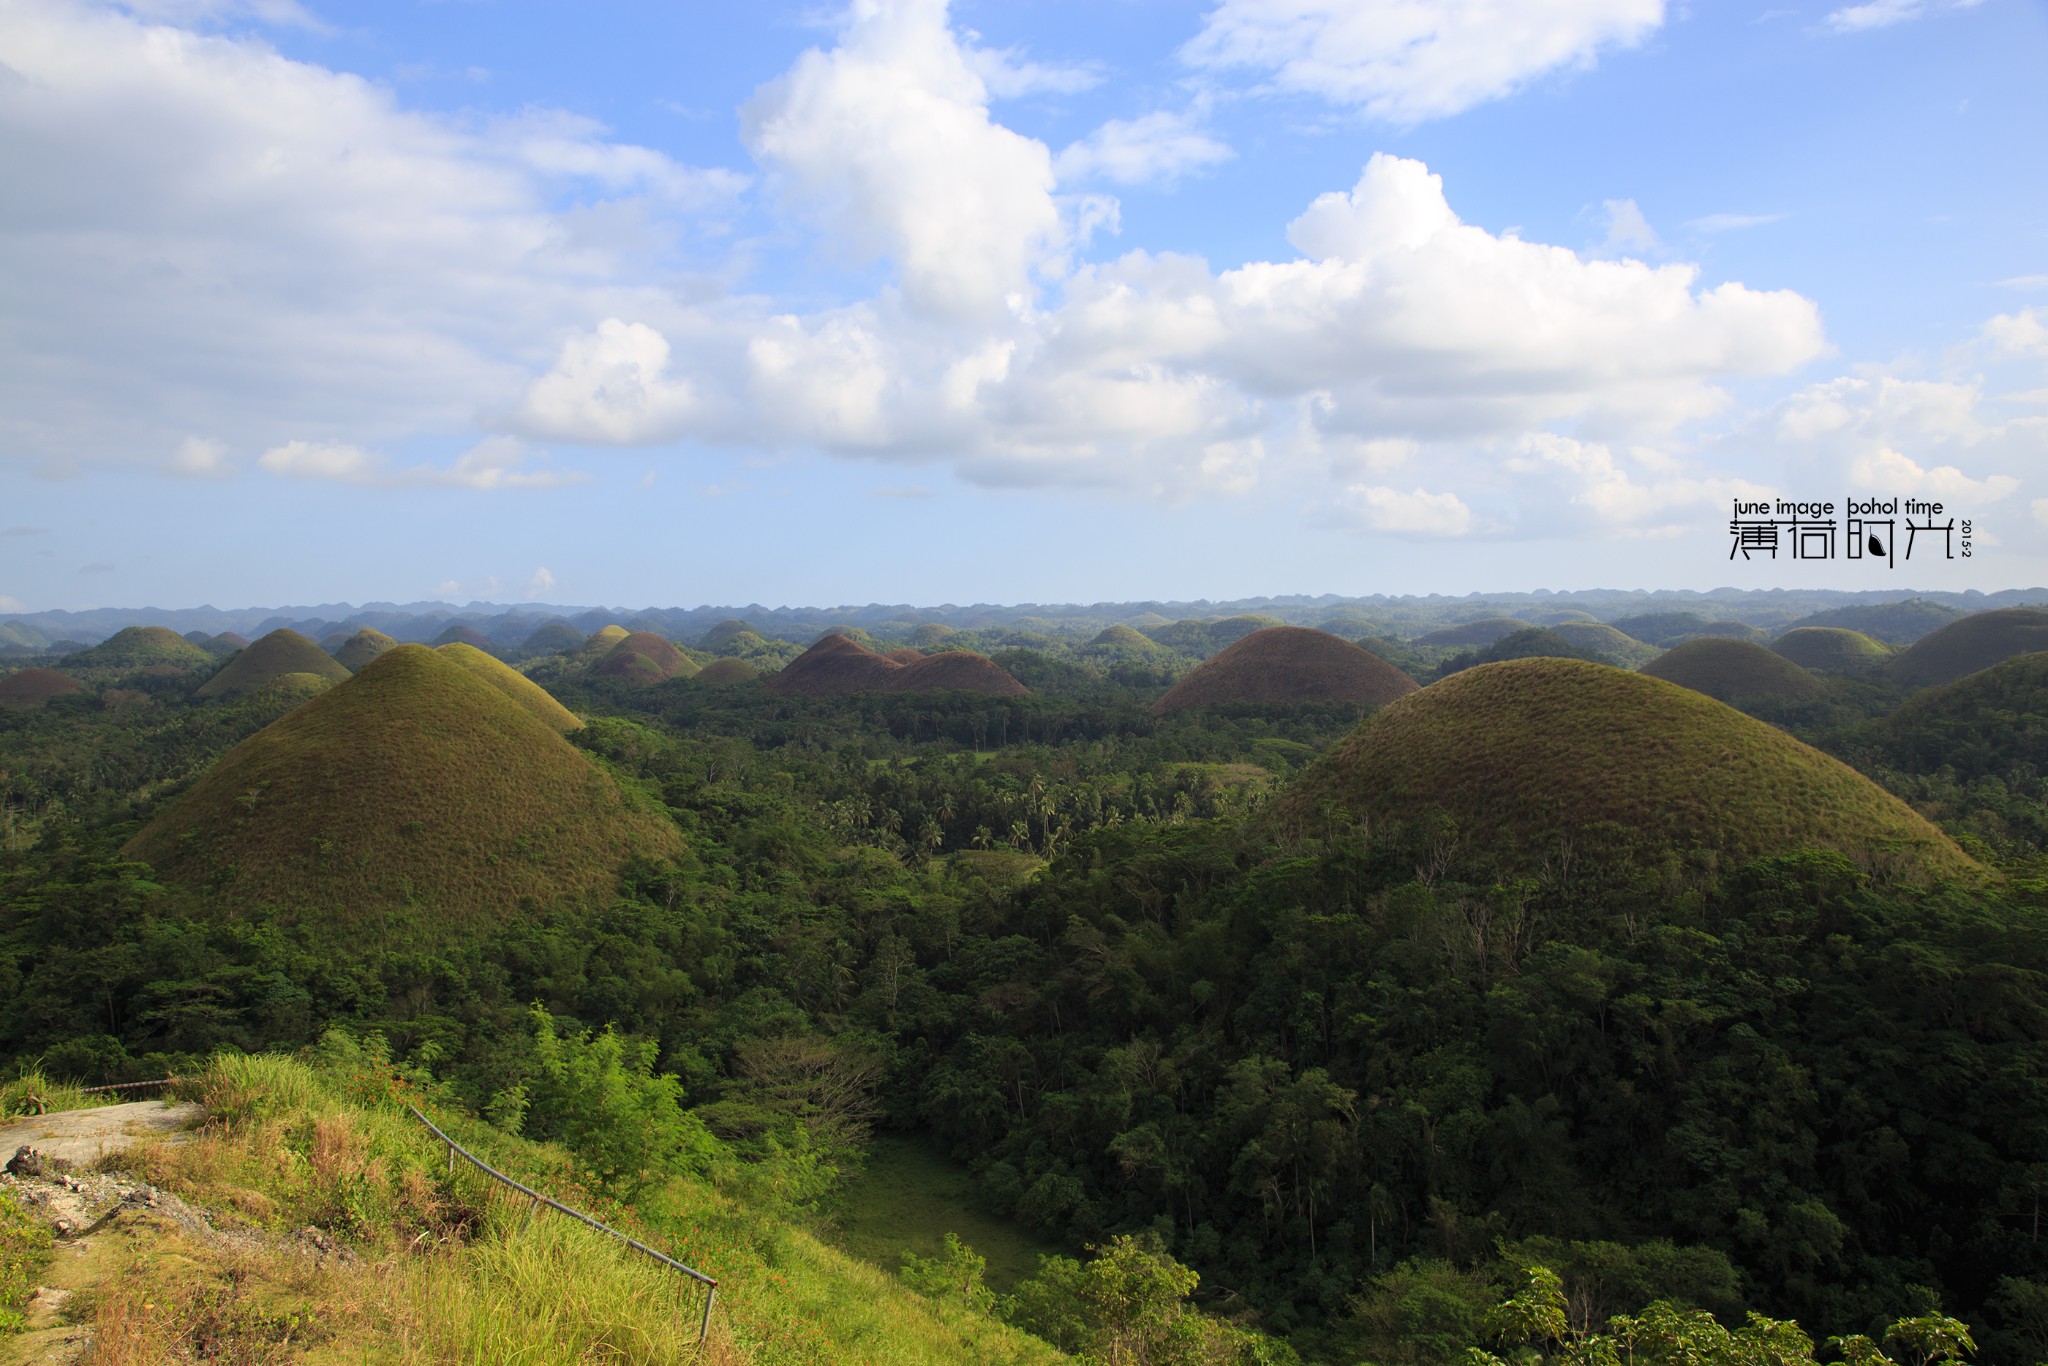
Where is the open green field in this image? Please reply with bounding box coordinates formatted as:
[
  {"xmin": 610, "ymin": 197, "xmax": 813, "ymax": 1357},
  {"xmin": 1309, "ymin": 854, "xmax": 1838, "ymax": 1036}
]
[{"xmin": 828, "ymin": 1136, "xmax": 1066, "ymax": 1292}]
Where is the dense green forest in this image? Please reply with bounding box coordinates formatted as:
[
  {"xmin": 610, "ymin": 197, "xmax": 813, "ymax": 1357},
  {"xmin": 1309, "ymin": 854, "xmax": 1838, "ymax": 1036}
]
[{"xmin": 5, "ymin": 635, "xmax": 2048, "ymax": 1363}]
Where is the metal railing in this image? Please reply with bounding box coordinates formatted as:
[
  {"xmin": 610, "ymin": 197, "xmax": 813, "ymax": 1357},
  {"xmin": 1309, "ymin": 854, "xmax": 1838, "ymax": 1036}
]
[
  {"xmin": 77, "ymin": 1077, "xmax": 180, "ymax": 1095},
  {"xmin": 406, "ymin": 1105, "xmax": 719, "ymax": 1344}
]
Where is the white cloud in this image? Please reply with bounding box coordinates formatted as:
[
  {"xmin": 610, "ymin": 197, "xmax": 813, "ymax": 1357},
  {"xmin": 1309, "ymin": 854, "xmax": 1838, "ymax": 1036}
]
[
  {"xmin": 963, "ymin": 44, "xmax": 1102, "ymax": 98},
  {"xmin": 1596, "ymin": 198, "xmax": 1660, "ymax": 257},
  {"xmin": 1508, "ymin": 432, "xmax": 1768, "ymax": 532},
  {"xmin": 166, "ymin": 435, "xmax": 234, "ymax": 479},
  {"xmin": 2033, "ymin": 498, "xmax": 2048, "ymax": 528},
  {"xmin": 740, "ymin": 0, "xmax": 1065, "ymax": 319},
  {"xmin": 517, "ymin": 321, "xmax": 703, "ymax": 445},
  {"xmin": 1182, "ymin": 0, "xmax": 1666, "ymax": 123},
  {"xmin": 2000, "ymin": 275, "xmax": 2048, "ymax": 292},
  {"xmin": 258, "ymin": 436, "xmax": 585, "ymax": 489},
  {"xmin": 1685, "ymin": 212, "xmax": 1784, "ymax": 234},
  {"xmin": 0, "ymin": 594, "xmax": 26, "ymax": 612},
  {"xmin": 1983, "ymin": 307, "xmax": 2048, "ymax": 358},
  {"xmin": 1054, "ymin": 110, "xmax": 1234, "ymax": 187},
  {"xmin": 1848, "ymin": 446, "xmax": 2019, "ymax": 501},
  {"xmin": 115, "ymin": 0, "xmax": 325, "ymax": 29},
  {"xmin": 525, "ymin": 566, "xmax": 556, "ymax": 598},
  {"xmin": 1322, "ymin": 484, "xmax": 1474, "ymax": 536},
  {"xmin": 1826, "ymin": 0, "xmax": 1983, "ymax": 33}
]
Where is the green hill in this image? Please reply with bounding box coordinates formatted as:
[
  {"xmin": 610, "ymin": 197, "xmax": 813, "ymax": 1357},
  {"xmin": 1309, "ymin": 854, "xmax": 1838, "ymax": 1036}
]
[
  {"xmin": 1886, "ymin": 607, "xmax": 2048, "ymax": 687},
  {"xmin": 518, "ymin": 623, "xmax": 587, "ymax": 658},
  {"xmin": 694, "ymin": 657, "xmax": 760, "ymax": 686},
  {"xmin": 1142, "ymin": 615, "xmax": 1283, "ymax": 658},
  {"xmin": 1153, "ymin": 626, "xmax": 1416, "ymax": 713},
  {"xmin": 592, "ymin": 631, "xmax": 700, "ymax": 685},
  {"xmin": 64, "ymin": 626, "xmax": 214, "ymax": 675},
  {"xmin": 194, "ymin": 629, "xmax": 351, "ymax": 698},
  {"xmin": 430, "ymin": 623, "xmax": 497, "ymax": 653},
  {"xmin": 334, "ymin": 628, "xmax": 398, "ymax": 672},
  {"xmin": 700, "ymin": 618, "xmax": 762, "ymax": 649},
  {"xmin": 1551, "ymin": 622, "xmax": 1660, "ymax": 668},
  {"xmin": 1279, "ymin": 658, "xmax": 1974, "ymax": 884},
  {"xmin": 1415, "ymin": 617, "xmax": 1531, "ymax": 648},
  {"xmin": 1641, "ymin": 638, "xmax": 1826, "ymax": 706},
  {"xmin": 909, "ymin": 623, "xmax": 957, "ymax": 646},
  {"xmin": 1608, "ymin": 612, "xmax": 1739, "ymax": 648},
  {"xmin": 123, "ymin": 645, "xmax": 681, "ymax": 922},
  {"xmin": 1085, "ymin": 624, "xmax": 1166, "ymax": 653},
  {"xmin": 436, "ymin": 643, "xmax": 583, "ymax": 732},
  {"xmin": 1771, "ymin": 626, "xmax": 1892, "ymax": 673},
  {"xmin": 0, "ymin": 667, "xmax": 85, "ymax": 708},
  {"xmin": 1864, "ymin": 650, "xmax": 2048, "ymax": 780},
  {"xmin": 1787, "ymin": 597, "xmax": 1965, "ymax": 644}
]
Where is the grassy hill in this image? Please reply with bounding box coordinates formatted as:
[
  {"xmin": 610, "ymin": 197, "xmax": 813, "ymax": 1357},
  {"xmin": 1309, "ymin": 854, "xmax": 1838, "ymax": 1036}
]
[
  {"xmin": 694, "ymin": 657, "xmax": 760, "ymax": 686},
  {"xmin": 1640, "ymin": 638, "xmax": 1827, "ymax": 706},
  {"xmin": 1863, "ymin": 650, "xmax": 2048, "ymax": 778},
  {"xmin": 1787, "ymin": 597, "xmax": 1965, "ymax": 644},
  {"xmin": 1141, "ymin": 615, "xmax": 1283, "ymax": 658},
  {"xmin": 0, "ymin": 667, "xmax": 85, "ymax": 708},
  {"xmin": 1551, "ymin": 622, "xmax": 1660, "ymax": 668},
  {"xmin": 1414, "ymin": 617, "xmax": 1531, "ymax": 648},
  {"xmin": 1152, "ymin": 626, "xmax": 1416, "ymax": 713},
  {"xmin": 1886, "ymin": 607, "xmax": 2048, "ymax": 687},
  {"xmin": 435, "ymin": 642, "xmax": 584, "ymax": 731},
  {"xmin": 123, "ymin": 644, "xmax": 680, "ymax": 923},
  {"xmin": 1278, "ymin": 657, "xmax": 1975, "ymax": 884},
  {"xmin": 64, "ymin": 626, "xmax": 214, "ymax": 676},
  {"xmin": 429, "ymin": 623, "xmax": 498, "ymax": 653},
  {"xmin": 516, "ymin": 622, "xmax": 588, "ymax": 658},
  {"xmin": 1771, "ymin": 626, "xmax": 1892, "ymax": 673},
  {"xmin": 334, "ymin": 628, "xmax": 398, "ymax": 672},
  {"xmin": 592, "ymin": 631, "xmax": 700, "ymax": 685},
  {"xmin": 194, "ymin": 628, "xmax": 352, "ymax": 698}
]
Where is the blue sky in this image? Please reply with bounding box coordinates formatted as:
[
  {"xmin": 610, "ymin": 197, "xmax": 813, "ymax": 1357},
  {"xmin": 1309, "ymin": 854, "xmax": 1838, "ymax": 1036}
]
[{"xmin": 1, "ymin": 0, "xmax": 2043, "ymax": 611}]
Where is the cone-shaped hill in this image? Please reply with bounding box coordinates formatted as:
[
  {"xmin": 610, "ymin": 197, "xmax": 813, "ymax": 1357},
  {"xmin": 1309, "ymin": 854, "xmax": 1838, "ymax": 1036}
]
[
  {"xmin": 766, "ymin": 634, "xmax": 1027, "ymax": 697},
  {"xmin": 1640, "ymin": 638, "xmax": 1826, "ymax": 706},
  {"xmin": 335, "ymin": 629, "xmax": 398, "ymax": 672},
  {"xmin": 1866, "ymin": 650, "xmax": 2048, "ymax": 775},
  {"xmin": 1771, "ymin": 627, "xmax": 1892, "ymax": 674},
  {"xmin": 435, "ymin": 644, "xmax": 582, "ymax": 731},
  {"xmin": 1279, "ymin": 658, "xmax": 1975, "ymax": 884},
  {"xmin": 66, "ymin": 627, "xmax": 214, "ymax": 674},
  {"xmin": 1416, "ymin": 618, "xmax": 1531, "ymax": 649},
  {"xmin": 1550, "ymin": 623, "xmax": 1659, "ymax": 668},
  {"xmin": 694, "ymin": 657, "xmax": 759, "ymax": 686},
  {"xmin": 124, "ymin": 645, "xmax": 679, "ymax": 921},
  {"xmin": 592, "ymin": 631, "xmax": 699, "ymax": 685},
  {"xmin": 519, "ymin": 623, "xmax": 587, "ymax": 658},
  {"xmin": 1886, "ymin": 608, "xmax": 2048, "ymax": 687},
  {"xmin": 196, "ymin": 629, "xmax": 351, "ymax": 698},
  {"xmin": 1089, "ymin": 625, "xmax": 1163, "ymax": 651},
  {"xmin": 0, "ymin": 668, "xmax": 86, "ymax": 708},
  {"xmin": 700, "ymin": 619, "xmax": 761, "ymax": 650},
  {"xmin": 1152, "ymin": 628, "xmax": 1418, "ymax": 714},
  {"xmin": 910, "ymin": 623, "xmax": 957, "ymax": 646},
  {"xmin": 429, "ymin": 623, "xmax": 496, "ymax": 653}
]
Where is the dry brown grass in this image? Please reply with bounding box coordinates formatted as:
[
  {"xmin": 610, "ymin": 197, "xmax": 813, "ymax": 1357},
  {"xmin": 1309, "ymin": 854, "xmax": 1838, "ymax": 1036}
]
[
  {"xmin": 1151, "ymin": 626, "xmax": 1417, "ymax": 714},
  {"xmin": 434, "ymin": 642, "xmax": 583, "ymax": 731},
  {"xmin": 0, "ymin": 666, "xmax": 85, "ymax": 707},
  {"xmin": 593, "ymin": 630, "xmax": 701, "ymax": 684},
  {"xmin": 1640, "ymin": 637, "xmax": 1827, "ymax": 705}
]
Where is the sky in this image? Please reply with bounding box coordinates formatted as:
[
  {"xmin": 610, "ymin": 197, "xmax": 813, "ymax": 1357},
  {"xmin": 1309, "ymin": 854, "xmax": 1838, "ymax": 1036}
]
[{"xmin": 1, "ymin": 0, "xmax": 2044, "ymax": 612}]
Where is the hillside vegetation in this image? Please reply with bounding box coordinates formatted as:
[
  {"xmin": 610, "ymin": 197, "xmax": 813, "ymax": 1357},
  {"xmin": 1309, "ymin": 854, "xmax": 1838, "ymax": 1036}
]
[
  {"xmin": 1152, "ymin": 627, "xmax": 1416, "ymax": 713},
  {"xmin": 194, "ymin": 629, "xmax": 351, "ymax": 698},
  {"xmin": 1640, "ymin": 638, "xmax": 1827, "ymax": 707},
  {"xmin": 1886, "ymin": 607, "xmax": 2048, "ymax": 686},
  {"xmin": 1770, "ymin": 626, "xmax": 1892, "ymax": 673}
]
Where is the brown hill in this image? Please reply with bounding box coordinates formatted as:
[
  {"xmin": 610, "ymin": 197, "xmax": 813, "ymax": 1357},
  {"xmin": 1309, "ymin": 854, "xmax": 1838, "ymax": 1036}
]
[
  {"xmin": 592, "ymin": 631, "xmax": 699, "ymax": 685},
  {"xmin": 890, "ymin": 651, "xmax": 1030, "ymax": 696},
  {"xmin": 1771, "ymin": 627, "xmax": 1892, "ymax": 674},
  {"xmin": 435, "ymin": 643, "xmax": 582, "ymax": 731},
  {"xmin": 124, "ymin": 645, "xmax": 679, "ymax": 923},
  {"xmin": 0, "ymin": 668, "xmax": 86, "ymax": 708},
  {"xmin": 1151, "ymin": 627, "xmax": 1418, "ymax": 715},
  {"xmin": 694, "ymin": 658, "xmax": 760, "ymax": 686},
  {"xmin": 765, "ymin": 634, "xmax": 906, "ymax": 696},
  {"xmin": 1886, "ymin": 608, "xmax": 2048, "ymax": 687},
  {"xmin": 429, "ymin": 624, "xmax": 496, "ymax": 653},
  {"xmin": 1278, "ymin": 658, "xmax": 1975, "ymax": 885},
  {"xmin": 1640, "ymin": 638, "xmax": 1826, "ymax": 706},
  {"xmin": 334, "ymin": 628, "xmax": 398, "ymax": 672},
  {"xmin": 196, "ymin": 629, "xmax": 352, "ymax": 698},
  {"xmin": 886, "ymin": 649, "xmax": 926, "ymax": 664}
]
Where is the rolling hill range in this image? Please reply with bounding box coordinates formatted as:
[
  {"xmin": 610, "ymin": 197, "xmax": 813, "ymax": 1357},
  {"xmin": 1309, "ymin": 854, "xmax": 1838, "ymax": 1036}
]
[
  {"xmin": 591, "ymin": 630, "xmax": 699, "ymax": 685},
  {"xmin": 1786, "ymin": 597, "xmax": 1964, "ymax": 643},
  {"xmin": 63, "ymin": 626, "xmax": 214, "ymax": 677},
  {"xmin": 766, "ymin": 634, "xmax": 1027, "ymax": 697},
  {"xmin": 0, "ymin": 667, "xmax": 85, "ymax": 708},
  {"xmin": 1862, "ymin": 650, "xmax": 2048, "ymax": 779},
  {"xmin": 1414, "ymin": 617, "xmax": 1531, "ymax": 648},
  {"xmin": 123, "ymin": 644, "xmax": 680, "ymax": 921},
  {"xmin": 1279, "ymin": 658, "xmax": 1975, "ymax": 883},
  {"xmin": 1770, "ymin": 626, "xmax": 1892, "ymax": 673},
  {"xmin": 1640, "ymin": 638, "xmax": 1827, "ymax": 706},
  {"xmin": 1550, "ymin": 621, "xmax": 1659, "ymax": 667},
  {"xmin": 194, "ymin": 629, "xmax": 351, "ymax": 698},
  {"xmin": 1885, "ymin": 608, "xmax": 2048, "ymax": 687},
  {"xmin": 1151, "ymin": 627, "xmax": 1417, "ymax": 713}
]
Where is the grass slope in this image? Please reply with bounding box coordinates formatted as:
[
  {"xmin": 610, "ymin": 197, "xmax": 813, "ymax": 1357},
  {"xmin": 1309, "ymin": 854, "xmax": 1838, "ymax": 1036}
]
[
  {"xmin": 1280, "ymin": 658, "xmax": 1975, "ymax": 884},
  {"xmin": 517, "ymin": 622, "xmax": 588, "ymax": 658},
  {"xmin": 593, "ymin": 631, "xmax": 700, "ymax": 684},
  {"xmin": 1415, "ymin": 617, "xmax": 1531, "ymax": 648},
  {"xmin": 428, "ymin": 624, "xmax": 497, "ymax": 652},
  {"xmin": 1787, "ymin": 597, "xmax": 1965, "ymax": 644},
  {"xmin": 1865, "ymin": 650, "xmax": 2048, "ymax": 776},
  {"xmin": 1886, "ymin": 608, "xmax": 2048, "ymax": 687},
  {"xmin": 1771, "ymin": 627, "xmax": 1892, "ymax": 673},
  {"xmin": 123, "ymin": 644, "xmax": 679, "ymax": 923},
  {"xmin": 693, "ymin": 657, "xmax": 760, "ymax": 686},
  {"xmin": 0, "ymin": 668, "xmax": 85, "ymax": 708},
  {"xmin": 65, "ymin": 626, "xmax": 214, "ymax": 674},
  {"xmin": 1152, "ymin": 626, "xmax": 1417, "ymax": 714},
  {"xmin": 890, "ymin": 652, "xmax": 1030, "ymax": 696},
  {"xmin": 1640, "ymin": 638, "xmax": 1827, "ymax": 706},
  {"xmin": 435, "ymin": 643, "xmax": 584, "ymax": 732},
  {"xmin": 831, "ymin": 1136, "xmax": 1066, "ymax": 1294},
  {"xmin": 334, "ymin": 628, "xmax": 398, "ymax": 672},
  {"xmin": 195, "ymin": 629, "xmax": 352, "ymax": 698},
  {"xmin": 1550, "ymin": 622, "xmax": 1660, "ymax": 668}
]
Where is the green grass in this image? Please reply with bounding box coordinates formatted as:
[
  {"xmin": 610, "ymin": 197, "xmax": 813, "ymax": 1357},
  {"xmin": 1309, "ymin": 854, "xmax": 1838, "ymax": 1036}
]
[
  {"xmin": 124, "ymin": 644, "xmax": 681, "ymax": 926},
  {"xmin": 1640, "ymin": 637, "xmax": 1827, "ymax": 706},
  {"xmin": 829, "ymin": 1136, "xmax": 1066, "ymax": 1294},
  {"xmin": 1279, "ymin": 657, "xmax": 1978, "ymax": 885},
  {"xmin": 1770, "ymin": 626, "xmax": 1892, "ymax": 673},
  {"xmin": 194, "ymin": 628, "xmax": 351, "ymax": 698},
  {"xmin": 334, "ymin": 627, "xmax": 398, "ymax": 672},
  {"xmin": 1887, "ymin": 608, "xmax": 2048, "ymax": 686},
  {"xmin": 1550, "ymin": 622, "xmax": 1660, "ymax": 668},
  {"xmin": 63, "ymin": 626, "xmax": 215, "ymax": 676},
  {"xmin": 434, "ymin": 643, "xmax": 584, "ymax": 731}
]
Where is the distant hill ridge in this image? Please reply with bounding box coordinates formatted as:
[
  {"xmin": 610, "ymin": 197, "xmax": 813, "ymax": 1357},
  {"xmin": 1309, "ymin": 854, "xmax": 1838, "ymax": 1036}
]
[
  {"xmin": 1886, "ymin": 608, "xmax": 2048, "ymax": 687},
  {"xmin": 766, "ymin": 634, "xmax": 1027, "ymax": 697}
]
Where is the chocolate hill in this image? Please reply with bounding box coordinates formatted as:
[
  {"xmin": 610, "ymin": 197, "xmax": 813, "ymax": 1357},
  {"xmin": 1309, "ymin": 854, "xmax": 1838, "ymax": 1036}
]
[
  {"xmin": 1886, "ymin": 608, "xmax": 2048, "ymax": 687},
  {"xmin": 1640, "ymin": 638, "xmax": 1826, "ymax": 706},
  {"xmin": 195, "ymin": 629, "xmax": 351, "ymax": 698},
  {"xmin": 0, "ymin": 668, "xmax": 86, "ymax": 708},
  {"xmin": 766, "ymin": 634, "xmax": 1026, "ymax": 697},
  {"xmin": 694, "ymin": 658, "xmax": 760, "ymax": 686},
  {"xmin": 1279, "ymin": 658, "xmax": 1975, "ymax": 884},
  {"xmin": 429, "ymin": 624, "xmax": 496, "ymax": 653},
  {"xmin": 435, "ymin": 644, "xmax": 582, "ymax": 731},
  {"xmin": 1151, "ymin": 627, "xmax": 1418, "ymax": 715},
  {"xmin": 124, "ymin": 645, "xmax": 679, "ymax": 921},
  {"xmin": 886, "ymin": 649, "xmax": 925, "ymax": 664},
  {"xmin": 65, "ymin": 627, "xmax": 213, "ymax": 675},
  {"xmin": 518, "ymin": 623, "xmax": 587, "ymax": 658},
  {"xmin": 1415, "ymin": 618, "xmax": 1531, "ymax": 649},
  {"xmin": 1550, "ymin": 622, "xmax": 1659, "ymax": 668},
  {"xmin": 592, "ymin": 631, "xmax": 699, "ymax": 686},
  {"xmin": 1771, "ymin": 627, "xmax": 1891, "ymax": 674},
  {"xmin": 334, "ymin": 628, "xmax": 398, "ymax": 672},
  {"xmin": 1867, "ymin": 650, "xmax": 2048, "ymax": 775}
]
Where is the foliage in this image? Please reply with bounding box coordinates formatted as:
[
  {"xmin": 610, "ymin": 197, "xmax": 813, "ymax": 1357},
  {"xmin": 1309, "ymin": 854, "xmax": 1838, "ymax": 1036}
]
[
  {"xmin": 0, "ymin": 1189, "xmax": 53, "ymax": 1332},
  {"xmin": 524, "ymin": 1006, "xmax": 718, "ymax": 1199}
]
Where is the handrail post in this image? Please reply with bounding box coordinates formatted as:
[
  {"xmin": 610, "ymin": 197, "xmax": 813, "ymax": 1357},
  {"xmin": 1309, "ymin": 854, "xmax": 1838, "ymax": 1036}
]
[{"xmin": 699, "ymin": 1285, "xmax": 715, "ymax": 1345}]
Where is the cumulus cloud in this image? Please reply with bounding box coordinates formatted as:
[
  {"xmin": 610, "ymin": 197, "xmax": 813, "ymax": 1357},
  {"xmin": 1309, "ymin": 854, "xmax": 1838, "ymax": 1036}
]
[
  {"xmin": 1055, "ymin": 110, "xmax": 1234, "ymax": 187},
  {"xmin": 1320, "ymin": 484, "xmax": 1475, "ymax": 536},
  {"xmin": 1508, "ymin": 432, "xmax": 1768, "ymax": 533},
  {"xmin": 1826, "ymin": 0, "xmax": 1983, "ymax": 33},
  {"xmin": 1983, "ymin": 307, "xmax": 2048, "ymax": 358},
  {"xmin": 1182, "ymin": 0, "xmax": 1665, "ymax": 123},
  {"xmin": 1848, "ymin": 446, "xmax": 2019, "ymax": 501},
  {"xmin": 1595, "ymin": 198, "xmax": 1660, "ymax": 257},
  {"xmin": 517, "ymin": 321, "xmax": 704, "ymax": 445}
]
